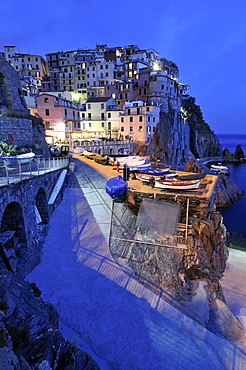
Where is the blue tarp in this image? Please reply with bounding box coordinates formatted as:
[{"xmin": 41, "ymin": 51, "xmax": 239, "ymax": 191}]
[{"xmin": 105, "ymin": 175, "xmax": 127, "ymax": 199}]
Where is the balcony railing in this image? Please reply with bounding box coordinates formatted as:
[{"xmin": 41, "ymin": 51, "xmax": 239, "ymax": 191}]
[
  {"xmin": 0, "ymin": 157, "xmax": 69, "ymax": 186},
  {"xmin": 83, "ymin": 117, "xmax": 106, "ymax": 121}
]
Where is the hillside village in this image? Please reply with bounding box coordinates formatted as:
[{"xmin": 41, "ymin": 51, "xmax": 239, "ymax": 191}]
[
  {"xmin": 1, "ymin": 44, "xmax": 246, "ymax": 369},
  {"xmin": 1, "ymin": 44, "xmax": 188, "ymax": 147}
]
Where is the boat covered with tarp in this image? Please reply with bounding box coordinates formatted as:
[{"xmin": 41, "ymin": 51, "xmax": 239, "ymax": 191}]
[{"xmin": 105, "ymin": 175, "xmax": 128, "ymax": 199}]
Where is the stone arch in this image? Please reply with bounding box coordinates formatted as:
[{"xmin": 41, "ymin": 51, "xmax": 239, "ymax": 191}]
[
  {"xmin": 110, "ymin": 148, "xmax": 114, "ymax": 155},
  {"xmin": 35, "ymin": 187, "xmax": 49, "ymax": 224},
  {"xmin": 1, "ymin": 201, "xmax": 27, "ymax": 249}
]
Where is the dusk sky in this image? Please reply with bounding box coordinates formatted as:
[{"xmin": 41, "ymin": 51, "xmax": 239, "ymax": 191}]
[{"xmin": 1, "ymin": 0, "xmax": 246, "ymax": 134}]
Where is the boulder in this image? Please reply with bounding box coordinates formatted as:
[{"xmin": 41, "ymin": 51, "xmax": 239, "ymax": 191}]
[{"xmin": 215, "ymin": 175, "xmax": 244, "ymax": 208}]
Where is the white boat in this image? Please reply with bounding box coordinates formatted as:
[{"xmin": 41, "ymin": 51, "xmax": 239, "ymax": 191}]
[
  {"xmin": 15, "ymin": 152, "xmax": 35, "ymax": 163},
  {"xmin": 135, "ymin": 170, "xmax": 175, "ymax": 183},
  {"xmin": 155, "ymin": 179, "xmax": 201, "ymax": 190},
  {"xmin": 128, "ymin": 163, "xmax": 151, "ymax": 171},
  {"xmin": 74, "ymin": 147, "xmax": 84, "ymax": 154},
  {"xmin": 3, "ymin": 152, "xmax": 35, "ymax": 164},
  {"xmin": 83, "ymin": 150, "xmax": 96, "ymax": 158},
  {"xmin": 109, "ymin": 156, "xmax": 145, "ymax": 167},
  {"xmin": 210, "ymin": 163, "xmax": 230, "ymax": 175}
]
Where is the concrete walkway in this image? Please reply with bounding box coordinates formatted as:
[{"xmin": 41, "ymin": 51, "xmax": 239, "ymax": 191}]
[{"xmin": 26, "ymin": 157, "xmax": 246, "ymax": 370}]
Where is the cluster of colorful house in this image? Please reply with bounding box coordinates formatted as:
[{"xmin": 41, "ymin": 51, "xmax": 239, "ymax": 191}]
[{"xmin": 1, "ymin": 44, "xmax": 189, "ymax": 146}]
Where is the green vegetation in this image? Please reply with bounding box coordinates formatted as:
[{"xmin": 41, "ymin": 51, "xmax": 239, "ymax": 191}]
[
  {"xmin": 228, "ymin": 244, "xmax": 246, "ymax": 252},
  {"xmin": 0, "ymin": 141, "xmax": 41, "ymax": 157},
  {"xmin": 0, "ymin": 141, "xmax": 26, "ymax": 157}
]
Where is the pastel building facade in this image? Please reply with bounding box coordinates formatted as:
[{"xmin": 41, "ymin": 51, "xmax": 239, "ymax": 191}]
[
  {"xmin": 119, "ymin": 101, "xmax": 160, "ymax": 145},
  {"xmin": 3, "ymin": 46, "xmax": 47, "ymax": 93},
  {"xmin": 81, "ymin": 97, "xmax": 121, "ymax": 139},
  {"xmin": 36, "ymin": 92, "xmax": 83, "ymax": 144}
]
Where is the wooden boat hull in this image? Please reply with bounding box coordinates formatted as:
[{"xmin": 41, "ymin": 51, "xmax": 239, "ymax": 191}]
[
  {"xmin": 155, "ymin": 179, "xmax": 201, "ymax": 190},
  {"xmin": 177, "ymin": 173, "xmax": 206, "ymax": 181}
]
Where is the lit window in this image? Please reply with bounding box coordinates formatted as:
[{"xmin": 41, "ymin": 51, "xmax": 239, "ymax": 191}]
[{"xmin": 138, "ymin": 126, "xmax": 143, "ymax": 132}]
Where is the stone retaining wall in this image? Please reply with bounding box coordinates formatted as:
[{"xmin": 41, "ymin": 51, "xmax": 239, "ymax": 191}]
[{"xmin": 0, "ymin": 116, "xmax": 34, "ymax": 146}]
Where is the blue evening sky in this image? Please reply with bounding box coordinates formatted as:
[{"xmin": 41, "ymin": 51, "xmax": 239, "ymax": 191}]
[{"xmin": 1, "ymin": 0, "xmax": 246, "ymax": 134}]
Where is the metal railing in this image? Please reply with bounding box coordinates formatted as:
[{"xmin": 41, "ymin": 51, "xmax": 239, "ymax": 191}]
[{"xmin": 0, "ymin": 157, "xmax": 69, "ymax": 186}]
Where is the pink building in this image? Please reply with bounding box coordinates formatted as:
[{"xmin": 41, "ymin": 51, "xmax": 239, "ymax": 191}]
[
  {"xmin": 36, "ymin": 92, "xmax": 83, "ymax": 144},
  {"xmin": 119, "ymin": 101, "xmax": 160, "ymax": 145}
]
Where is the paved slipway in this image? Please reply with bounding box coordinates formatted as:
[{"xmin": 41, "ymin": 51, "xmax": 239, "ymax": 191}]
[{"xmin": 26, "ymin": 157, "xmax": 246, "ymax": 370}]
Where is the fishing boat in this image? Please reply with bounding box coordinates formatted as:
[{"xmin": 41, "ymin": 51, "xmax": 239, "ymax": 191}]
[
  {"xmin": 154, "ymin": 178, "xmax": 201, "ymax": 190},
  {"xmin": 210, "ymin": 163, "xmax": 230, "ymax": 175},
  {"xmin": 108, "ymin": 156, "xmax": 145, "ymax": 167},
  {"xmin": 93, "ymin": 154, "xmax": 108, "ymax": 165},
  {"xmin": 83, "ymin": 150, "xmax": 96, "ymax": 159},
  {"xmin": 177, "ymin": 173, "xmax": 206, "ymax": 181},
  {"xmin": 15, "ymin": 152, "xmax": 35, "ymax": 163},
  {"xmin": 2, "ymin": 152, "xmax": 35, "ymax": 164},
  {"xmin": 135, "ymin": 170, "xmax": 175, "ymax": 183},
  {"xmin": 128, "ymin": 162, "xmax": 151, "ymax": 171},
  {"xmin": 135, "ymin": 168, "xmax": 171, "ymax": 176}
]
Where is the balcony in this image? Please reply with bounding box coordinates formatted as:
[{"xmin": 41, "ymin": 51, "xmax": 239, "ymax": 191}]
[{"xmin": 83, "ymin": 117, "xmax": 106, "ymax": 121}]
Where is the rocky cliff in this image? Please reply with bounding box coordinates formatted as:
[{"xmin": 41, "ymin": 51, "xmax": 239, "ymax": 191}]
[
  {"xmin": 0, "ymin": 272, "xmax": 99, "ymax": 370},
  {"xmin": 181, "ymin": 96, "xmax": 222, "ymax": 159},
  {"xmin": 144, "ymin": 96, "xmax": 222, "ymax": 166},
  {"xmin": 0, "ymin": 55, "xmax": 49, "ymax": 156}
]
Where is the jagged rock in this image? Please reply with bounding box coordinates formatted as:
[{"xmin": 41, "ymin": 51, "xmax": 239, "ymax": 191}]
[
  {"xmin": 184, "ymin": 158, "xmax": 203, "ymax": 173},
  {"xmin": 207, "ymin": 298, "xmax": 245, "ymax": 341},
  {"xmin": 181, "ymin": 97, "xmax": 222, "ymax": 159},
  {"xmin": 215, "ymin": 175, "xmax": 244, "ymax": 208},
  {"xmin": 144, "ymin": 97, "xmax": 221, "ymax": 166},
  {"xmin": 0, "ymin": 272, "xmax": 99, "ymax": 370},
  {"xmin": 0, "ymin": 318, "xmax": 20, "ymax": 370},
  {"xmin": 234, "ymin": 144, "xmax": 244, "ymax": 161},
  {"xmin": 223, "ymin": 147, "xmax": 234, "ymax": 160},
  {"xmin": 145, "ymin": 109, "xmax": 191, "ymax": 166}
]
